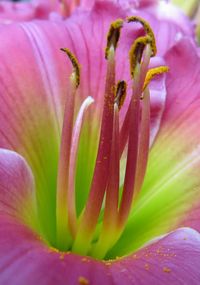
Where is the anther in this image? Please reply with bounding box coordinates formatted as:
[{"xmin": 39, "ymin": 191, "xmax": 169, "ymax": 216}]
[
  {"xmin": 61, "ymin": 48, "xmax": 80, "ymax": 88},
  {"xmin": 143, "ymin": 66, "xmax": 169, "ymax": 92},
  {"xmin": 114, "ymin": 80, "xmax": 127, "ymax": 110},
  {"xmin": 129, "ymin": 35, "xmax": 152, "ymax": 78},
  {"xmin": 105, "ymin": 19, "xmax": 123, "ymax": 59},
  {"xmin": 127, "ymin": 16, "xmax": 157, "ymax": 56}
]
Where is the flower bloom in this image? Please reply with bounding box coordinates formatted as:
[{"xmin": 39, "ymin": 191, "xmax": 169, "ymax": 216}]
[{"xmin": 0, "ymin": 0, "xmax": 200, "ymax": 284}]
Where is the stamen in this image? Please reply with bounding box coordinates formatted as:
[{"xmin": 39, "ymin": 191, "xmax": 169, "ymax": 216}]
[
  {"xmin": 60, "ymin": 48, "xmax": 80, "ymax": 88},
  {"xmin": 133, "ymin": 87, "xmax": 150, "ymax": 200},
  {"xmin": 68, "ymin": 96, "xmax": 94, "ymax": 238},
  {"xmin": 143, "ymin": 66, "xmax": 169, "ymax": 92},
  {"xmin": 118, "ymin": 75, "xmax": 140, "ymax": 228},
  {"xmin": 105, "ymin": 19, "xmax": 123, "ymax": 59},
  {"xmin": 127, "ymin": 16, "xmax": 157, "ymax": 56},
  {"xmin": 91, "ymin": 103, "xmax": 120, "ymax": 259},
  {"xmin": 114, "ymin": 80, "xmax": 127, "ymax": 110},
  {"xmin": 117, "ymin": 30, "xmax": 155, "ymax": 232},
  {"xmin": 72, "ymin": 19, "xmax": 125, "ymax": 255},
  {"xmin": 120, "ymin": 43, "xmax": 152, "ymax": 157},
  {"xmin": 56, "ymin": 49, "xmax": 80, "ymax": 250}
]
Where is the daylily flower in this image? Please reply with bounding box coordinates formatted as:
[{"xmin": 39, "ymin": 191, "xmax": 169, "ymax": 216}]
[{"xmin": 0, "ymin": 1, "xmax": 200, "ymax": 284}]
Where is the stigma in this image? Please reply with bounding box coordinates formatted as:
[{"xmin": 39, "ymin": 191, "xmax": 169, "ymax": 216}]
[{"xmin": 55, "ymin": 17, "xmax": 169, "ymax": 259}]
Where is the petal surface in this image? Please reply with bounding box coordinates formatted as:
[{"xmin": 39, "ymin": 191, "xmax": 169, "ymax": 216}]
[
  {"xmin": 110, "ymin": 228, "xmax": 200, "ymax": 285},
  {"xmin": 0, "ymin": 148, "xmax": 37, "ymax": 229},
  {"xmin": 0, "ymin": 216, "xmax": 112, "ymax": 285},
  {"xmin": 1, "ymin": 218, "xmax": 200, "ymax": 284},
  {"xmin": 0, "ymin": 20, "xmax": 68, "ymax": 243}
]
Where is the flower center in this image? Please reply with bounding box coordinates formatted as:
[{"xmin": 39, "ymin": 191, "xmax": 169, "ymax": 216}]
[{"xmin": 55, "ymin": 17, "xmax": 168, "ymax": 259}]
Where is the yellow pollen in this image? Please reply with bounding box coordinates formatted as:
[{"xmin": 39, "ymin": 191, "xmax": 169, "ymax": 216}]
[
  {"xmin": 114, "ymin": 80, "xmax": 127, "ymax": 109},
  {"xmin": 59, "ymin": 253, "xmax": 65, "ymax": 260},
  {"xmin": 143, "ymin": 66, "xmax": 169, "ymax": 92},
  {"xmin": 129, "ymin": 35, "xmax": 151, "ymax": 78},
  {"xmin": 127, "ymin": 16, "xmax": 157, "ymax": 56},
  {"xmin": 81, "ymin": 257, "xmax": 89, "ymax": 262},
  {"xmin": 105, "ymin": 19, "xmax": 123, "ymax": 59},
  {"xmin": 60, "ymin": 48, "xmax": 80, "ymax": 88},
  {"xmin": 163, "ymin": 267, "xmax": 171, "ymax": 273},
  {"xmin": 47, "ymin": 246, "xmax": 59, "ymax": 253},
  {"xmin": 78, "ymin": 276, "xmax": 89, "ymax": 285},
  {"xmin": 105, "ymin": 262, "xmax": 112, "ymax": 266}
]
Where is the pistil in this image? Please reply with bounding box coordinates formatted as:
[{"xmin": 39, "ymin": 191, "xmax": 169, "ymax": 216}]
[{"xmin": 68, "ymin": 96, "xmax": 94, "ymax": 238}]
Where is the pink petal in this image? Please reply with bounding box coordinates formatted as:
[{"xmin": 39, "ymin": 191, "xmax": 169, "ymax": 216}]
[
  {"xmin": 1, "ymin": 217, "xmax": 200, "ymax": 284},
  {"xmin": 110, "ymin": 228, "xmax": 200, "ymax": 284},
  {"xmin": 0, "ymin": 216, "xmax": 112, "ymax": 285},
  {"xmin": 170, "ymin": 43, "xmax": 200, "ymax": 232},
  {"xmin": 162, "ymin": 37, "xmax": 200, "ymax": 127},
  {"xmin": 0, "ymin": 148, "xmax": 36, "ymax": 227},
  {"xmin": 0, "ymin": 20, "xmax": 71, "ymax": 242},
  {"xmin": 148, "ymin": 57, "xmax": 167, "ymax": 144}
]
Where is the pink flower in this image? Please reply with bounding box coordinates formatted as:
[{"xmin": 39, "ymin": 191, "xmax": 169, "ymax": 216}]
[{"xmin": 0, "ymin": 1, "xmax": 200, "ymax": 284}]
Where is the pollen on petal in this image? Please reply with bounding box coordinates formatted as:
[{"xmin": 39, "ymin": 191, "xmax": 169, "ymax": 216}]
[
  {"xmin": 78, "ymin": 276, "xmax": 89, "ymax": 285},
  {"xmin": 59, "ymin": 253, "xmax": 65, "ymax": 260},
  {"xmin": 163, "ymin": 267, "xmax": 171, "ymax": 273}
]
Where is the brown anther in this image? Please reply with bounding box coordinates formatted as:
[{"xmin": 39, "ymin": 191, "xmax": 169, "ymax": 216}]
[
  {"xmin": 127, "ymin": 16, "xmax": 157, "ymax": 56},
  {"xmin": 61, "ymin": 48, "xmax": 80, "ymax": 88},
  {"xmin": 105, "ymin": 19, "xmax": 123, "ymax": 59},
  {"xmin": 129, "ymin": 35, "xmax": 151, "ymax": 78},
  {"xmin": 114, "ymin": 80, "xmax": 127, "ymax": 110}
]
